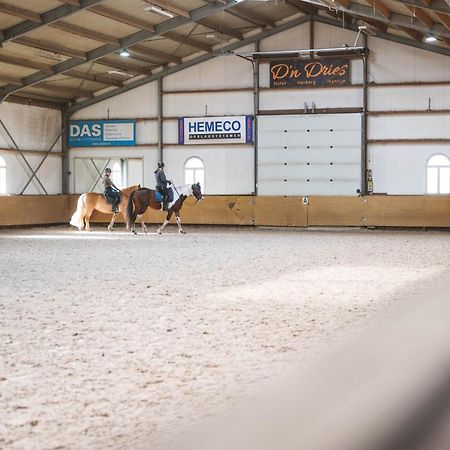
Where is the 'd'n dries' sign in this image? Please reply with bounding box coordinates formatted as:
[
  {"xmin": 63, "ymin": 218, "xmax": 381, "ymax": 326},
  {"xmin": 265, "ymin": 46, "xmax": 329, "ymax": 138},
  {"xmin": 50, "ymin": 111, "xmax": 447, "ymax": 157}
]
[{"xmin": 270, "ymin": 58, "xmax": 351, "ymax": 88}]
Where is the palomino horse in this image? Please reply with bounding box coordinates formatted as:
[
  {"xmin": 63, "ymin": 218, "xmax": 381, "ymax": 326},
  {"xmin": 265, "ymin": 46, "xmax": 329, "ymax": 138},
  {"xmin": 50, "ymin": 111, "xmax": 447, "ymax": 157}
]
[
  {"xmin": 70, "ymin": 185, "xmax": 140, "ymax": 231},
  {"xmin": 127, "ymin": 183, "xmax": 203, "ymax": 234}
]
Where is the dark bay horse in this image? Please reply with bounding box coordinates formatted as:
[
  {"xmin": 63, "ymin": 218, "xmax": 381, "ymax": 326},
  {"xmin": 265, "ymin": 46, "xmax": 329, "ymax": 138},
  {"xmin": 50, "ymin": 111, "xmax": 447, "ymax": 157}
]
[{"xmin": 127, "ymin": 183, "xmax": 203, "ymax": 234}]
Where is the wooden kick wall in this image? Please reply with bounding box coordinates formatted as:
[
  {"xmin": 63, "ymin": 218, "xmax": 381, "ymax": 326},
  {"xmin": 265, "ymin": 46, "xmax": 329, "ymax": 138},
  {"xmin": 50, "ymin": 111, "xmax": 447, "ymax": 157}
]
[{"xmin": 1, "ymin": 195, "xmax": 449, "ymax": 228}]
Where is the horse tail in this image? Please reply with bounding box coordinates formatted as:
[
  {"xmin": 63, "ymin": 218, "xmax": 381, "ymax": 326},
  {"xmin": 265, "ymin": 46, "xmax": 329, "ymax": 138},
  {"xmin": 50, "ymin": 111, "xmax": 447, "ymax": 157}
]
[
  {"xmin": 127, "ymin": 190, "xmax": 136, "ymax": 228},
  {"xmin": 69, "ymin": 194, "xmax": 86, "ymax": 231}
]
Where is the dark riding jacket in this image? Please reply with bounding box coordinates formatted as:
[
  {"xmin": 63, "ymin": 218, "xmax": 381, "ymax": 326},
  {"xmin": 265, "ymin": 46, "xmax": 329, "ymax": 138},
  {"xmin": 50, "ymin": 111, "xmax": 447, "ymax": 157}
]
[{"xmin": 155, "ymin": 169, "xmax": 169, "ymax": 189}]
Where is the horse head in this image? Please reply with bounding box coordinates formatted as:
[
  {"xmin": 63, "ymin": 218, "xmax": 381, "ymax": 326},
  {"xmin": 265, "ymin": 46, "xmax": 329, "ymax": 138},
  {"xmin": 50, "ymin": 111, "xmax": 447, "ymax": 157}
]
[{"xmin": 192, "ymin": 182, "xmax": 203, "ymax": 202}]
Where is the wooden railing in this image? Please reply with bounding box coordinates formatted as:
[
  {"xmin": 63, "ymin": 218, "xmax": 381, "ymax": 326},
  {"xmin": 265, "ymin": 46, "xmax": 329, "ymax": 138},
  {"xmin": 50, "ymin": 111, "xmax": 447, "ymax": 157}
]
[{"xmin": 1, "ymin": 194, "xmax": 449, "ymax": 228}]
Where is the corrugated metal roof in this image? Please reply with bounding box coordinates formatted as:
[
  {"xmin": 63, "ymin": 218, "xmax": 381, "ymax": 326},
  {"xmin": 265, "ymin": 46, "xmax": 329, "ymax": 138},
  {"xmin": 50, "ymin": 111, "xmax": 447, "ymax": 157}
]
[{"xmin": 0, "ymin": 0, "xmax": 447, "ymax": 108}]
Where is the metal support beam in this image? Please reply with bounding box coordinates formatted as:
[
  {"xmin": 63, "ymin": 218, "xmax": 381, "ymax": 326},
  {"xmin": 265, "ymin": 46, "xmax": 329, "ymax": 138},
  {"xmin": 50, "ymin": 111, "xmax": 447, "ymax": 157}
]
[
  {"xmin": 62, "ymin": 107, "xmax": 70, "ymax": 194},
  {"xmin": 89, "ymin": 158, "xmax": 110, "ymax": 191},
  {"xmin": 158, "ymin": 77, "xmax": 163, "ymax": 162},
  {"xmin": 69, "ymin": 15, "xmax": 313, "ymax": 114},
  {"xmin": 361, "ymin": 35, "xmax": 369, "ymax": 196},
  {"xmin": 0, "ymin": 119, "xmax": 48, "ymax": 194},
  {"xmin": 0, "ymin": 0, "xmax": 106, "ymax": 45},
  {"xmin": 20, "ymin": 126, "xmax": 65, "ymax": 195},
  {"xmin": 253, "ymin": 41, "xmax": 260, "ymax": 197}
]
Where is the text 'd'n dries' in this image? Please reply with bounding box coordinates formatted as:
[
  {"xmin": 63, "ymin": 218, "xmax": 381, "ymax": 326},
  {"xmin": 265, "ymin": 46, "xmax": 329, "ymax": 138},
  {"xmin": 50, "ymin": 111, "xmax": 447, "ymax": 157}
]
[{"xmin": 270, "ymin": 58, "xmax": 351, "ymax": 88}]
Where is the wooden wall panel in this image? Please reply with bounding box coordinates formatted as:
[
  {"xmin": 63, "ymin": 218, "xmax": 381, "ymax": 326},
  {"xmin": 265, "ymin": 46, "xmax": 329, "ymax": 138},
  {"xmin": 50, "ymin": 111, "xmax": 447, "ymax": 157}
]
[
  {"xmin": 0, "ymin": 195, "xmax": 71, "ymax": 226},
  {"xmin": 3, "ymin": 195, "xmax": 450, "ymax": 228},
  {"xmin": 365, "ymin": 196, "xmax": 450, "ymax": 227},
  {"xmin": 308, "ymin": 196, "xmax": 365, "ymax": 226},
  {"xmin": 254, "ymin": 197, "xmax": 307, "ymax": 226}
]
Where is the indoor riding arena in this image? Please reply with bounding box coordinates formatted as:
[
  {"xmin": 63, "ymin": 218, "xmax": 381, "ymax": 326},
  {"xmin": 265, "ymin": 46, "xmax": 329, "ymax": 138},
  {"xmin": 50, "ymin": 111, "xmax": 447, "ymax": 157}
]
[{"xmin": 1, "ymin": 1, "xmax": 450, "ymax": 450}]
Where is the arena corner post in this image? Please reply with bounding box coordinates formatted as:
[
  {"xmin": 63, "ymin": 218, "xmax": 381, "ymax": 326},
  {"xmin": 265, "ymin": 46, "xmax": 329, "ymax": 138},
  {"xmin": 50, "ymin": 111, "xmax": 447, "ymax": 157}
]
[
  {"xmin": 62, "ymin": 105, "xmax": 70, "ymax": 195},
  {"xmin": 361, "ymin": 34, "xmax": 369, "ymax": 196}
]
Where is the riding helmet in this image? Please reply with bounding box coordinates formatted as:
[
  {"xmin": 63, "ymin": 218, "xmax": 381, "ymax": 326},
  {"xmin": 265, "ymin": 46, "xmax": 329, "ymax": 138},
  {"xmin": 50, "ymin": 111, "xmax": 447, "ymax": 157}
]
[
  {"xmin": 157, "ymin": 161, "xmax": 165, "ymax": 168},
  {"xmin": 105, "ymin": 167, "xmax": 112, "ymax": 174}
]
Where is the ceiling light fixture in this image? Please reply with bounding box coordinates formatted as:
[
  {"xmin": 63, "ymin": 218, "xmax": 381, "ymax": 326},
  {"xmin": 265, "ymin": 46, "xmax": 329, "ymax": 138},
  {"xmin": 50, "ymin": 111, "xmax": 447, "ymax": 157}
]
[
  {"xmin": 119, "ymin": 48, "xmax": 130, "ymax": 57},
  {"xmin": 144, "ymin": 5, "xmax": 174, "ymax": 18},
  {"xmin": 424, "ymin": 34, "xmax": 437, "ymax": 44}
]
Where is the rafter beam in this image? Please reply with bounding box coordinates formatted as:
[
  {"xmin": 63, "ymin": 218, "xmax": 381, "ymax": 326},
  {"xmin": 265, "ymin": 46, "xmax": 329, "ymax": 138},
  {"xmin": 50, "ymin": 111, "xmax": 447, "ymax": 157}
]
[
  {"xmin": 225, "ymin": 6, "xmax": 276, "ymax": 28},
  {"xmin": 314, "ymin": 13, "xmax": 450, "ymax": 55},
  {"xmin": 0, "ymin": 2, "xmax": 41, "ymax": 22},
  {"xmin": 0, "ymin": 0, "xmax": 242, "ymax": 100},
  {"xmin": 196, "ymin": 18, "xmax": 244, "ymax": 40},
  {"xmin": 163, "ymin": 32, "xmax": 212, "ymax": 52},
  {"xmin": 144, "ymin": 0, "xmax": 190, "ymax": 19},
  {"xmin": 404, "ymin": 5, "xmax": 434, "ymax": 28},
  {"xmin": 26, "ymin": 84, "xmax": 94, "ymax": 99},
  {"xmin": 49, "ymin": 21, "xmax": 120, "ymax": 45},
  {"xmin": 0, "ymin": 53, "xmax": 122, "ymax": 88},
  {"xmin": 392, "ymin": 0, "xmax": 450, "ymax": 15},
  {"xmin": 64, "ymin": 70, "xmax": 124, "ymax": 87},
  {"xmin": 0, "ymin": 54, "xmax": 54, "ymax": 73},
  {"xmin": 14, "ymin": 36, "xmax": 87, "ymax": 59},
  {"xmin": 399, "ymin": 25, "xmax": 423, "ymax": 41},
  {"xmin": 436, "ymin": 12, "xmax": 450, "ymax": 31},
  {"xmin": 48, "ymin": 21, "xmax": 182, "ymax": 64},
  {"xmin": 131, "ymin": 44, "xmax": 181, "ymax": 64},
  {"xmin": 5, "ymin": 94, "xmax": 63, "ymax": 110},
  {"xmin": 88, "ymin": 5, "xmax": 155, "ymax": 32},
  {"xmin": 95, "ymin": 57, "xmax": 153, "ymax": 75},
  {"xmin": 0, "ymin": 0, "xmax": 105, "ymax": 45},
  {"xmin": 300, "ymin": 0, "xmax": 449, "ymax": 38},
  {"xmin": 367, "ymin": 0, "xmax": 392, "ymax": 20}
]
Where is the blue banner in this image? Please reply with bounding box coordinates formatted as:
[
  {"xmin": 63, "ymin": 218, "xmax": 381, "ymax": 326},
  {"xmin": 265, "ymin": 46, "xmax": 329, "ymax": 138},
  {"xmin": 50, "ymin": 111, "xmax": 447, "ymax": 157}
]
[{"xmin": 68, "ymin": 120, "xmax": 136, "ymax": 147}]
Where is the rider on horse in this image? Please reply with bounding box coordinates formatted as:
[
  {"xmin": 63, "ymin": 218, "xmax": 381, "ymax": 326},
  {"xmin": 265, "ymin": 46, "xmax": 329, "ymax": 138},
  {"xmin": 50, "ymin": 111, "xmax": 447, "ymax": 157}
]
[
  {"xmin": 102, "ymin": 167, "xmax": 121, "ymax": 213},
  {"xmin": 154, "ymin": 161, "xmax": 172, "ymax": 211}
]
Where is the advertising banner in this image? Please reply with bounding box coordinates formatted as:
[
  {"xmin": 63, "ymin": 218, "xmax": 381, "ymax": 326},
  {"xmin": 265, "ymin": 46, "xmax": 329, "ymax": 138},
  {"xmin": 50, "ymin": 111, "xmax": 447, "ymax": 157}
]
[
  {"xmin": 270, "ymin": 58, "xmax": 351, "ymax": 88},
  {"xmin": 68, "ymin": 120, "xmax": 136, "ymax": 147},
  {"xmin": 178, "ymin": 116, "xmax": 253, "ymax": 145}
]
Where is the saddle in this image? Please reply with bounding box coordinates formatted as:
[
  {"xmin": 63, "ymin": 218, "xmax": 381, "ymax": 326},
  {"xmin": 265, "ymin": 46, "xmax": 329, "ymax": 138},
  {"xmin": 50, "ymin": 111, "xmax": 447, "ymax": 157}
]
[{"xmin": 155, "ymin": 188, "xmax": 174, "ymax": 203}]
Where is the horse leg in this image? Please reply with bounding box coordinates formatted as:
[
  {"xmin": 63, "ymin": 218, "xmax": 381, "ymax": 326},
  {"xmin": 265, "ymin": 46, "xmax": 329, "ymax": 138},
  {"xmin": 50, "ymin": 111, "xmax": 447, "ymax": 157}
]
[
  {"xmin": 140, "ymin": 217, "xmax": 147, "ymax": 234},
  {"xmin": 157, "ymin": 212, "xmax": 172, "ymax": 234},
  {"xmin": 176, "ymin": 213, "xmax": 186, "ymax": 234},
  {"xmin": 108, "ymin": 213, "xmax": 116, "ymax": 231},
  {"xmin": 85, "ymin": 212, "xmax": 92, "ymax": 231}
]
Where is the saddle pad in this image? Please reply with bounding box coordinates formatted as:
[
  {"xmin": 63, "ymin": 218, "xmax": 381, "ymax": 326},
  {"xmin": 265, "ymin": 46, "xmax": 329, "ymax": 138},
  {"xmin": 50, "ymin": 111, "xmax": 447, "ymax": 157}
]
[{"xmin": 155, "ymin": 188, "xmax": 174, "ymax": 203}]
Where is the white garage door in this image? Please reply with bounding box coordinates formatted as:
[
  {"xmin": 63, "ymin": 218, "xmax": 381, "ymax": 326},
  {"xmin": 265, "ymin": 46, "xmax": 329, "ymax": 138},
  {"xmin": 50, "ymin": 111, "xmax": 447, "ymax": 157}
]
[{"xmin": 258, "ymin": 114, "xmax": 361, "ymax": 195}]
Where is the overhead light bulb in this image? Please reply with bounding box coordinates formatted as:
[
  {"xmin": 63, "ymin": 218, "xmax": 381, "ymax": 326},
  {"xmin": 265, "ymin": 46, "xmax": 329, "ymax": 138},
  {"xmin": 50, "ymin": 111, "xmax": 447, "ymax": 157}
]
[
  {"xmin": 119, "ymin": 48, "xmax": 130, "ymax": 57},
  {"xmin": 144, "ymin": 5, "xmax": 174, "ymax": 18},
  {"xmin": 424, "ymin": 34, "xmax": 437, "ymax": 44}
]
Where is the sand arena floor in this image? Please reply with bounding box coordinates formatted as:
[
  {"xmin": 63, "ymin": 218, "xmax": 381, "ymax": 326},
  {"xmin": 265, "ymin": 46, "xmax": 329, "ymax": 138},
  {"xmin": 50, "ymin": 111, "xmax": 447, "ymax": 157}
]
[{"xmin": 1, "ymin": 224, "xmax": 449, "ymax": 449}]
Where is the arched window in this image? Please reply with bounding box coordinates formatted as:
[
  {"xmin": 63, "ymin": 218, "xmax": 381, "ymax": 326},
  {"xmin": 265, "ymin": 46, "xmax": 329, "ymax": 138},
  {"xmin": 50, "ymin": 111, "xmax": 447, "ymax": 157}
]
[
  {"xmin": 0, "ymin": 156, "xmax": 6, "ymax": 194},
  {"xmin": 427, "ymin": 154, "xmax": 450, "ymax": 194},
  {"xmin": 184, "ymin": 157, "xmax": 205, "ymax": 190},
  {"xmin": 111, "ymin": 161, "xmax": 123, "ymax": 189}
]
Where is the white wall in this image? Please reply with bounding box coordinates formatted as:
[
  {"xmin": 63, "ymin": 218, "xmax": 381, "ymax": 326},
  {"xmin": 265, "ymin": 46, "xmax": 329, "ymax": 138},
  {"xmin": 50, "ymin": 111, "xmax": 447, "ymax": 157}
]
[
  {"xmin": 0, "ymin": 102, "xmax": 62, "ymax": 195},
  {"xmin": 69, "ymin": 21, "xmax": 450, "ymax": 196}
]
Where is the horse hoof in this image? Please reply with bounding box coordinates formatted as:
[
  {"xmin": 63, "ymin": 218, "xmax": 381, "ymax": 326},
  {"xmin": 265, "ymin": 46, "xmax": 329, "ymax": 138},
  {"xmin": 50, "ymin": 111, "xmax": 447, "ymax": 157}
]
[{"xmin": 179, "ymin": 230, "xmax": 186, "ymax": 234}]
